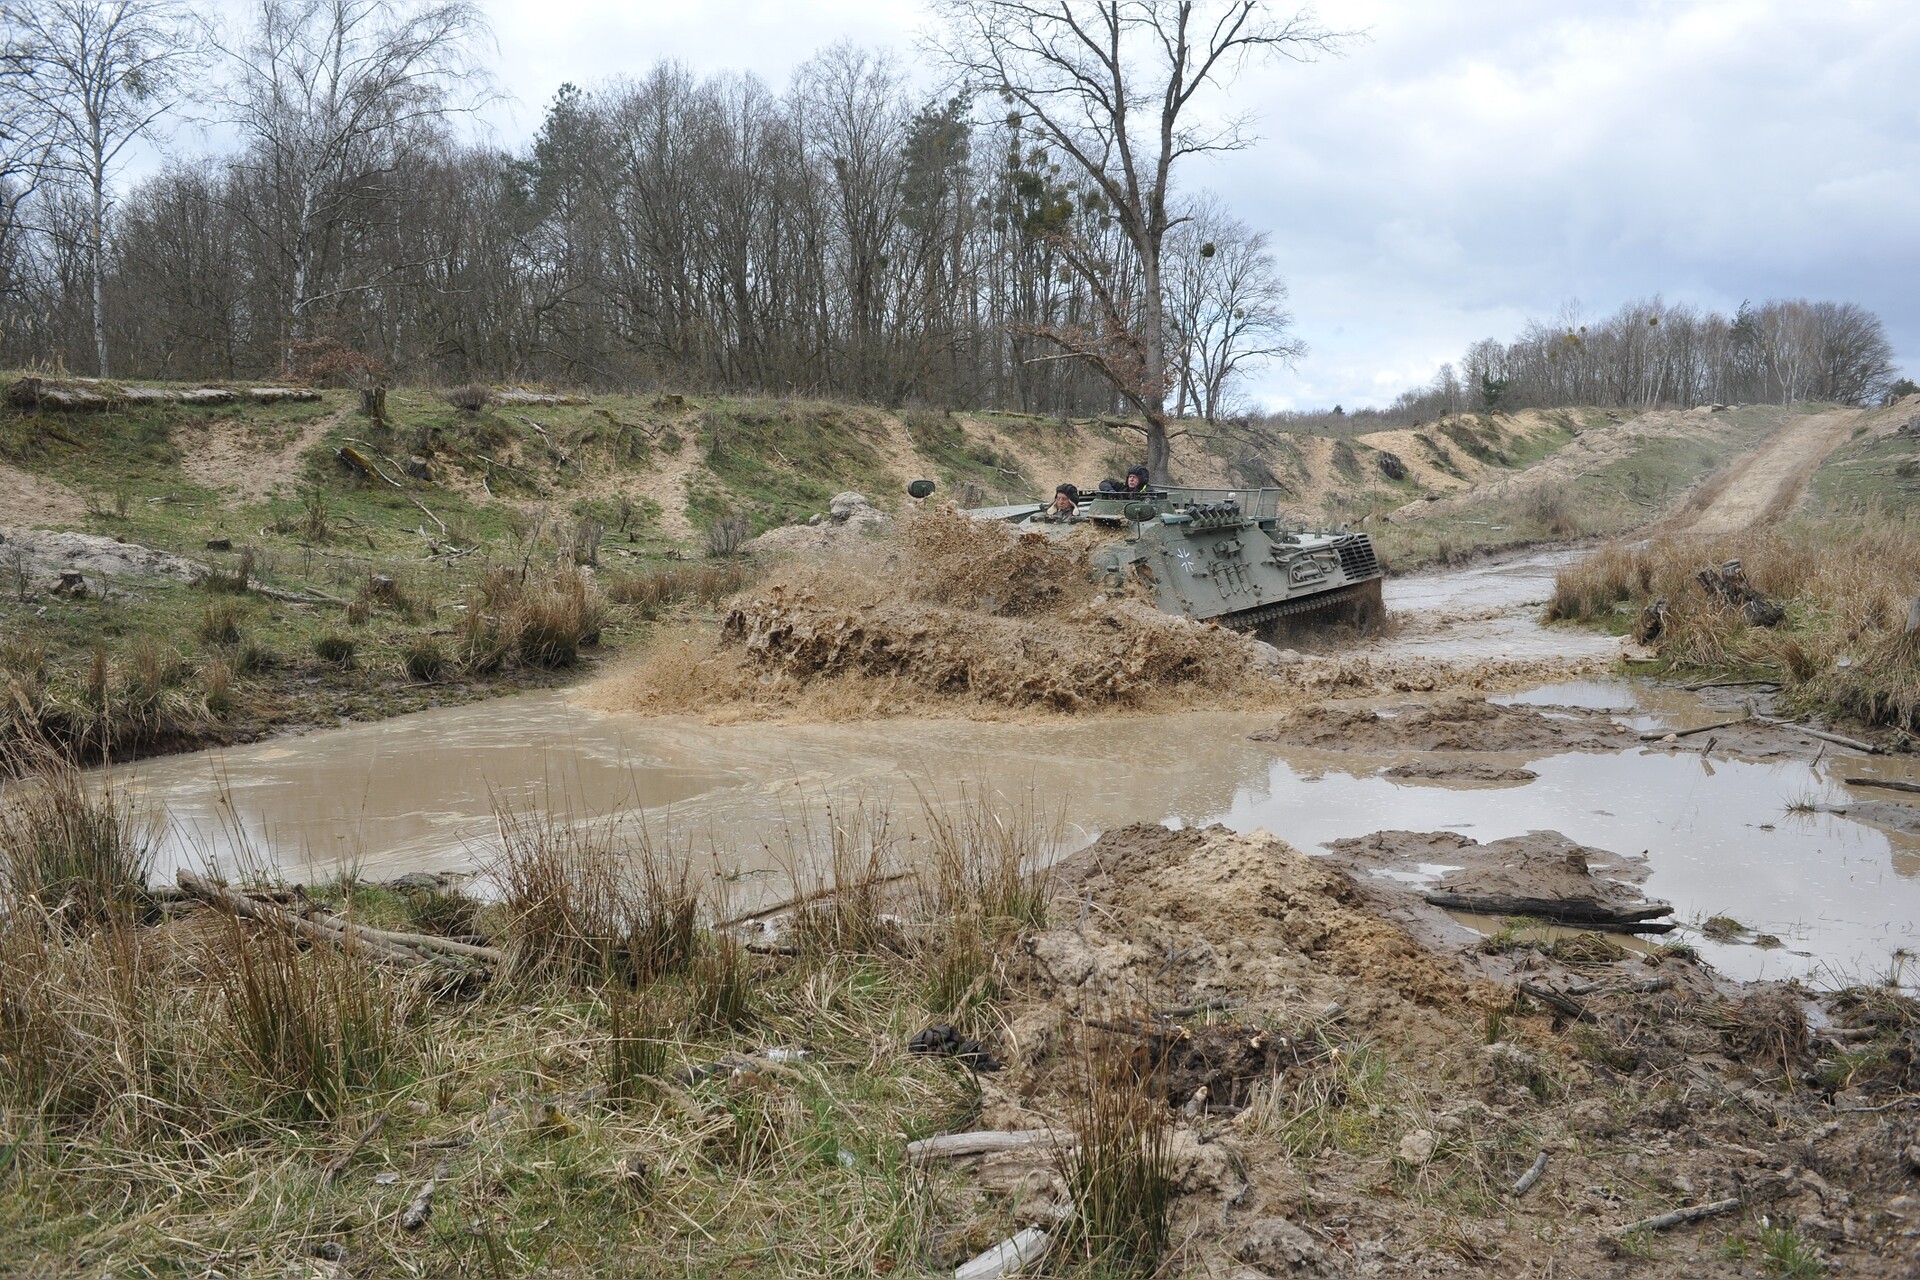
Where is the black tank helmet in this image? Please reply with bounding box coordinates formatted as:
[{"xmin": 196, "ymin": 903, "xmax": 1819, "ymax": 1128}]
[{"xmin": 1125, "ymin": 465, "xmax": 1150, "ymax": 489}]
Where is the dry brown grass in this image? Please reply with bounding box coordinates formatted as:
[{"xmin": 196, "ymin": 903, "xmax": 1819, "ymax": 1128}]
[{"xmin": 1549, "ymin": 516, "xmax": 1920, "ymax": 730}]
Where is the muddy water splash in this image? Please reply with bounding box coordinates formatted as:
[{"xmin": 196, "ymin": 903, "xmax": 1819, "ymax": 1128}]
[{"xmin": 101, "ymin": 554, "xmax": 1920, "ymax": 986}]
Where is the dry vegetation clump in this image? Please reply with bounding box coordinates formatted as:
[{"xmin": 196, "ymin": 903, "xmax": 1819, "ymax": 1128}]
[
  {"xmin": 456, "ymin": 563, "xmax": 606, "ymax": 673},
  {"xmin": 604, "ymin": 560, "xmax": 749, "ymax": 617},
  {"xmin": 591, "ymin": 507, "xmax": 1274, "ymax": 719},
  {"xmin": 0, "ymin": 635, "xmax": 216, "ymax": 774},
  {"xmin": 1548, "ymin": 518, "xmax": 1920, "ymax": 730}
]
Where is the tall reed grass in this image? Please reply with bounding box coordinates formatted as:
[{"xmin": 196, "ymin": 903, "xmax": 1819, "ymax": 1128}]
[{"xmin": 1548, "ymin": 518, "xmax": 1920, "ymax": 730}]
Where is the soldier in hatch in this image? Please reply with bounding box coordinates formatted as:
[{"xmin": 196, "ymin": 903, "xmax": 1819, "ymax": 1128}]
[
  {"xmin": 1097, "ymin": 464, "xmax": 1152, "ymax": 495},
  {"xmin": 1037, "ymin": 482, "xmax": 1080, "ymax": 520}
]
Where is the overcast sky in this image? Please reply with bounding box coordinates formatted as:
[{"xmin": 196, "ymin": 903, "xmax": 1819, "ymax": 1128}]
[{"xmin": 199, "ymin": 0, "xmax": 1920, "ymax": 410}]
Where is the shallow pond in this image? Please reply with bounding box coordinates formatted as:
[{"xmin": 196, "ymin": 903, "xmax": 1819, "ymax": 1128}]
[{"xmin": 108, "ymin": 675, "xmax": 1920, "ymax": 986}]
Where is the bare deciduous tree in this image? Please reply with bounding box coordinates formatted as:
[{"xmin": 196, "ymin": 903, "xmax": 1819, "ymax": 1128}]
[
  {"xmin": 215, "ymin": 0, "xmax": 492, "ymax": 368},
  {"xmin": 931, "ymin": 0, "xmax": 1345, "ymax": 479},
  {"xmin": 1165, "ymin": 194, "xmax": 1303, "ymax": 421},
  {"xmin": 2, "ymin": 0, "xmax": 195, "ymax": 376}
]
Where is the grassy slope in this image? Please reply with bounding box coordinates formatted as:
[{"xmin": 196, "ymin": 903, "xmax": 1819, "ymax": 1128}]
[
  {"xmin": 1546, "ymin": 398, "xmax": 1920, "ymax": 734},
  {"xmin": 2, "ymin": 378, "xmax": 1782, "ymax": 761}
]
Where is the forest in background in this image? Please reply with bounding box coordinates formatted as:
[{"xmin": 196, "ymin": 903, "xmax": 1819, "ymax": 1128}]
[{"xmin": 0, "ymin": 0, "xmax": 1906, "ymax": 427}]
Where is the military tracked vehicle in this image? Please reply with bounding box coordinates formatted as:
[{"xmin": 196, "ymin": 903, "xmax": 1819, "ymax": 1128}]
[{"xmin": 909, "ymin": 479, "xmax": 1386, "ymax": 634}]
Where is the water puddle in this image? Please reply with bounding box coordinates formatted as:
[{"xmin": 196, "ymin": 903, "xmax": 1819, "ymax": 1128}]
[
  {"xmin": 101, "ymin": 682, "xmax": 1920, "ymax": 986},
  {"xmin": 1372, "ymin": 549, "xmax": 1618, "ymax": 664},
  {"xmin": 74, "ymin": 548, "xmax": 1920, "ymax": 989}
]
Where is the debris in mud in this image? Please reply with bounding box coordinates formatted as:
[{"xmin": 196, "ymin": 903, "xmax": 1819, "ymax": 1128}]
[
  {"xmin": 1380, "ymin": 759, "xmax": 1538, "ymax": 784},
  {"xmin": 1325, "ymin": 829, "xmax": 1674, "ymax": 931},
  {"xmin": 1696, "ymin": 558, "xmax": 1785, "ymax": 627},
  {"xmin": 1101, "ymin": 1017, "xmax": 1324, "ymax": 1113},
  {"xmin": 909, "ymin": 1024, "xmax": 1005, "ymax": 1072},
  {"xmin": 1251, "ymin": 694, "xmax": 1637, "ymax": 753}
]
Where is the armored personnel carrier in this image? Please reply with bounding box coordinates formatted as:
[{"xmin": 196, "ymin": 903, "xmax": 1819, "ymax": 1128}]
[{"xmin": 910, "ymin": 479, "xmax": 1386, "ymax": 633}]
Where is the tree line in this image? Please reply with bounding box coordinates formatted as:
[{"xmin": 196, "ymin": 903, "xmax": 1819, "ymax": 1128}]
[
  {"xmin": 0, "ymin": 0, "xmax": 1310, "ymax": 438},
  {"xmin": 1391, "ymin": 296, "xmax": 1901, "ymax": 422}
]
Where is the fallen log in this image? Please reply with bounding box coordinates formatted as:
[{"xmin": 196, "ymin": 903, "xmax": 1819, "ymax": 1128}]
[
  {"xmin": 1424, "ymin": 892, "xmax": 1676, "ymax": 932},
  {"xmin": 1755, "ymin": 717, "xmax": 1877, "ymax": 754},
  {"xmin": 177, "ymin": 870, "xmax": 428, "ymax": 967},
  {"xmin": 906, "ymin": 1130, "xmax": 1074, "ymax": 1164},
  {"xmin": 1617, "ymin": 1197, "xmax": 1742, "ymax": 1235},
  {"xmin": 176, "ymin": 872, "xmax": 493, "ymax": 972},
  {"xmin": 493, "ymin": 389, "xmax": 590, "ymax": 407},
  {"xmin": 6, "ymin": 376, "xmax": 320, "ymax": 410},
  {"xmin": 1845, "ymin": 776, "xmax": 1920, "ymax": 796},
  {"xmin": 294, "ymin": 904, "xmax": 504, "ymax": 965}
]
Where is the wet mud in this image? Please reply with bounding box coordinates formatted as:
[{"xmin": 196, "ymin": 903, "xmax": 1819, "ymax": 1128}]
[{"xmin": 1251, "ymin": 694, "xmax": 1638, "ymax": 753}]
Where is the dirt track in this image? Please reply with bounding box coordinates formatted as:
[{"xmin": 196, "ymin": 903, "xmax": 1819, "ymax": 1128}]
[{"xmin": 1664, "ymin": 407, "xmax": 1864, "ymax": 535}]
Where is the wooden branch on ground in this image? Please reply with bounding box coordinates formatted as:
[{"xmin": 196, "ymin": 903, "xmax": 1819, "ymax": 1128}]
[
  {"xmin": 250, "ymin": 583, "xmax": 349, "ymax": 607},
  {"xmin": 176, "ymin": 871, "xmax": 496, "ymax": 970},
  {"xmin": 955, "ymin": 1227, "xmax": 1052, "ymax": 1280},
  {"xmin": 905, "ymin": 1130, "xmax": 1074, "ymax": 1163},
  {"xmin": 1424, "ymin": 892, "xmax": 1675, "ymax": 931},
  {"xmin": 320, "ymin": 1111, "xmax": 390, "ymax": 1186},
  {"xmin": 1639, "ymin": 716, "xmax": 1750, "ymax": 741},
  {"xmin": 1845, "ymin": 776, "xmax": 1920, "ymax": 796},
  {"xmin": 293, "ymin": 902, "xmax": 504, "ymax": 965},
  {"xmin": 713, "ymin": 872, "xmax": 915, "ymax": 929},
  {"xmin": 177, "ymin": 870, "xmax": 427, "ymax": 967},
  {"xmin": 1755, "ymin": 717, "xmax": 1877, "ymax": 754},
  {"xmin": 1617, "ymin": 1197, "xmax": 1741, "ymax": 1234}
]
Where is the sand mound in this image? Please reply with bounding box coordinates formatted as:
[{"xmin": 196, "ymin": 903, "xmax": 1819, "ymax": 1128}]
[
  {"xmin": 1251, "ymin": 694, "xmax": 1635, "ymax": 753},
  {"xmin": 0, "ymin": 528, "xmax": 204, "ymax": 585},
  {"xmin": 588, "ymin": 507, "xmax": 1272, "ymax": 717},
  {"xmin": 1031, "ymin": 824, "xmax": 1477, "ymax": 1019}
]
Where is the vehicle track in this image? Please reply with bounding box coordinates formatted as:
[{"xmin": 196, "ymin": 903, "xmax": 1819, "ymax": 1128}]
[{"xmin": 1662, "ymin": 407, "xmax": 1864, "ymax": 536}]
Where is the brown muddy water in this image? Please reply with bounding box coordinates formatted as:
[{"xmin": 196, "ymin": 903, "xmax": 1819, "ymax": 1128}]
[{"xmin": 98, "ymin": 551, "xmax": 1920, "ymax": 988}]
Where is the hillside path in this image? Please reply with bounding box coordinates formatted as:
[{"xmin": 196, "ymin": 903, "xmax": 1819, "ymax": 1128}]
[{"xmin": 1665, "ymin": 407, "xmax": 1863, "ymax": 536}]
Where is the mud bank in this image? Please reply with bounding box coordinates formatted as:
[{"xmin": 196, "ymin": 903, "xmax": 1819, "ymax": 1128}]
[
  {"xmin": 1252, "ymin": 694, "xmax": 1640, "ymax": 753},
  {"xmin": 968, "ymin": 823, "xmax": 1920, "ymax": 1278}
]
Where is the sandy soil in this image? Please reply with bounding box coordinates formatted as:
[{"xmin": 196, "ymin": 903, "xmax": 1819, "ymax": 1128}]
[
  {"xmin": 174, "ymin": 404, "xmax": 348, "ymax": 508},
  {"xmin": 1666, "ymin": 408, "xmax": 1866, "ymax": 535},
  {"xmin": 0, "ymin": 527, "xmax": 204, "ymax": 586},
  {"xmin": 0, "ymin": 462, "xmax": 87, "ymax": 527}
]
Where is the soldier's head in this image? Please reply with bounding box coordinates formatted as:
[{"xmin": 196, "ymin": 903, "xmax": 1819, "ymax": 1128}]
[
  {"xmin": 1125, "ymin": 465, "xmax": 1149, "ymax": 491},
  {"xmin": 1052, "ymin": 483, "xmax": 1079, "ymax": 512}
]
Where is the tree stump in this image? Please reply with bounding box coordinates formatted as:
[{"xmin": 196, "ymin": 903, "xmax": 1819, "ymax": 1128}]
[{"xmin": 359, "ymin": 383, "xmax": 387, "ymax": 423}]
